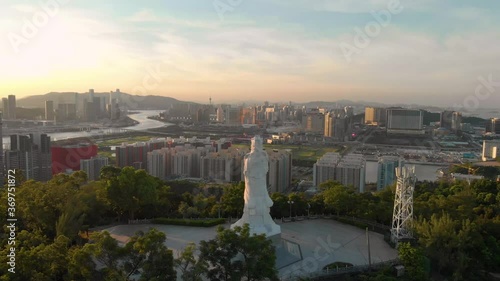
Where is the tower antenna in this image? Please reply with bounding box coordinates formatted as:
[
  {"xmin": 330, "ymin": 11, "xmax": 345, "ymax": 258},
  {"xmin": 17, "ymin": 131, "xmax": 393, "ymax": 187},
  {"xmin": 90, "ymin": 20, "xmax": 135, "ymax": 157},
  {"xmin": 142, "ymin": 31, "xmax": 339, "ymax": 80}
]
[{"xmin": 391, "ymin": 165, "xmax": 416, "ymax": 244}]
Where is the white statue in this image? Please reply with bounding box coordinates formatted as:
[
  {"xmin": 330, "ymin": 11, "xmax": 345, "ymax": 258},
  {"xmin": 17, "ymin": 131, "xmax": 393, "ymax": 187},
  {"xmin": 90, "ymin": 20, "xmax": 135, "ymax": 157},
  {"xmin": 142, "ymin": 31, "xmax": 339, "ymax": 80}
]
[{"xmin": 231, "ymin": 136, "xmax": 281, "ymax": 238}]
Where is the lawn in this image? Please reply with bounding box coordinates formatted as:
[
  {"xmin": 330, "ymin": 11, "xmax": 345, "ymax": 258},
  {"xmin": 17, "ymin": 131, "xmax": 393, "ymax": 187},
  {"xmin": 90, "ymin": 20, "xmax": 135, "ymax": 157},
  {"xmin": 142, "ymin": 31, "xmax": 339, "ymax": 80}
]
[
  {"xmin": 96, "ymin": 135, "xmax": 156, "ymax": 147},
  {"xmin": 231, "ymin": 143, "xmax": 339, "ymax": 162}
]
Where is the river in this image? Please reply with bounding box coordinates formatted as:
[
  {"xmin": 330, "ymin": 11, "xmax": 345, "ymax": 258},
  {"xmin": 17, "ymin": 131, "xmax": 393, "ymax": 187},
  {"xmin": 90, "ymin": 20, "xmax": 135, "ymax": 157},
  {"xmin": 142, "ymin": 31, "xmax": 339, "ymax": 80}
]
[{"xmin": 2, "ymin": 110, "xmax": 168, "ymax": 144}]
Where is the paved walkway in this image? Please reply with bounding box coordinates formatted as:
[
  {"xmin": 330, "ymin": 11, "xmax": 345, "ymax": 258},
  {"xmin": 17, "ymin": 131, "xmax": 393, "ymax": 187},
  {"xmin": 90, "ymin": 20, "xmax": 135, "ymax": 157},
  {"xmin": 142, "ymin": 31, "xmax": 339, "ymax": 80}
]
[{"xmin": 102, "ymin": 219, "xmax": 397, "ymax": 279}]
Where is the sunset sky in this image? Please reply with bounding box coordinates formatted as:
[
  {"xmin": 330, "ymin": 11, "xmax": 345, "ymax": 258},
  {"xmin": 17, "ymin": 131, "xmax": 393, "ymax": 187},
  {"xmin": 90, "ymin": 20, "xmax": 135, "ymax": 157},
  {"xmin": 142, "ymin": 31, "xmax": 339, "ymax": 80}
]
[{"xmin": 1, "ymin": 0, "xmax": 499, "ymax": 106}]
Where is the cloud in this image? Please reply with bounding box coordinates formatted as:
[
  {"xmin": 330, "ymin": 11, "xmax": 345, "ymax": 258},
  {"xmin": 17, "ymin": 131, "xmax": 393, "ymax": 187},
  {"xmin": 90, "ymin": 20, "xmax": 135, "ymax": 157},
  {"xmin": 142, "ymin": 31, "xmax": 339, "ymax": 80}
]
[{"xmin": 2, "ymin": 1, "xmax": 500, "ymax": 107}]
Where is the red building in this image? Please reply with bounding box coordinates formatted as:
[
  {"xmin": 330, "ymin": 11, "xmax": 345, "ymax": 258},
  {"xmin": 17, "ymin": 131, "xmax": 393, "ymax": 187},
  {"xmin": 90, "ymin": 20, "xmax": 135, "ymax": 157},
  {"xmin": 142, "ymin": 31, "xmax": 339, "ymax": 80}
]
[{"xmin": 51, "ymin": 140, "xmax": 98, "ymax": 175}]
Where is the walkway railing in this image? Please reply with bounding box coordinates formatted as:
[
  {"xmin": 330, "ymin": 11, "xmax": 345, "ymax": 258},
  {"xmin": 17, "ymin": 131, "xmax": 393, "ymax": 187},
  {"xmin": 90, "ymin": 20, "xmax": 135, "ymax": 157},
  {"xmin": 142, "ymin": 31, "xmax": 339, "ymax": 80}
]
[{"xmin": 280, "ymin": 259, "xmax": 400, "ymax": 281}]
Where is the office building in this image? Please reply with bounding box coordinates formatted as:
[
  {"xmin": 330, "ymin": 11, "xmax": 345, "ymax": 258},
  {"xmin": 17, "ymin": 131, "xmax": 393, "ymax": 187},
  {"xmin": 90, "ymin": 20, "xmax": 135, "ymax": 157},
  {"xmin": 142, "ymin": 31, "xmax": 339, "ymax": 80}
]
[
  {"xmin": 386, "ymin": 108, "xmax": 424, "ymax": 134},
  {"xmin": 365, "ymin": 107, "xmax": 387, "ymax": 125},
  {"xmin": 482, "ymin": 140, "xmax": 500, "ymax": 161},
  {"xmin": 51, "ymin": 140, "xmax": 98, "ymax": 175},
  {"xmin": 56, "ymin": 103, "xmax": 77, "ymax": 122},
  {"xmin": 451, "ymin": 112, "xmax": 462, "ymax": 132},
  {"xmin": 225, "ymin": 106, "xmax": 242, "ymax": 125},
  {"xmin": 440, "ymin": 110, "xmax": 454, "ymax": 129},
  {"xmin": 324, "ymin": 112, "xmax": 348, "ymax": 141},
  {"xmin": 377, "ymin": 156, "xmax": 404, "ymax": 190},
  {"xmin": 80, "ymin": 156, "xmax": 109, "ymax": 181},
  {"xmin": 8, "ymin": 95, "xmax": 16, "ymax": 120},
  {"xmin": 303, "ymin": 111, "xmax": 325, "ymax": 133},
  {"xmin": 84, "ymin": 96, "xmax": 102, "ymax": 122},
  {"xmin": 45, "ymin": 101, "xmax": 54, "ymax": 120},
  {"xmin": 441, "ymin": 111, "xmax": 462, "ymax": 132},
  {"xmin": 313, "ymin": 153, "xmax": 365, "ymax": 192},
  {"xmin": 485, "ymin": 118, "xmax": 500, "ymax": 134}
]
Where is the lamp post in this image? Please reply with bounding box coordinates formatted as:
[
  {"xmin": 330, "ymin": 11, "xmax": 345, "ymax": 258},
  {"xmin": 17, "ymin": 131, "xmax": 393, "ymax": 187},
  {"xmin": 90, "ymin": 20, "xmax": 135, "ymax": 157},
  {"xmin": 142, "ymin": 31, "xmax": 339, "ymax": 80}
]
[
  {"xmin": 287, "ymin": 200, "xmax": 294, "ymax": 220},
  {"xmin": 307, "ymin": 203, "xmax": 311, "ymax": 218}
]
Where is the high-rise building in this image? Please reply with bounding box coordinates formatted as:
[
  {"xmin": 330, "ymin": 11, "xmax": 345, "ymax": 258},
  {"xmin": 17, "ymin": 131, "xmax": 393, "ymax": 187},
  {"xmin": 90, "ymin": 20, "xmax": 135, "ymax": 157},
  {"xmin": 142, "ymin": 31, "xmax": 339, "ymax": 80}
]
[
  {"xmin": 451, "ymin": 112, "xmax": 462, "ymax": 132},
  {"xmin": 31, "ymin": 133, "xmax": 52, "ymax": 181},
  {"xmin": 80, "ymin": 156, "xmax": 109, "ymax": 181},
  {"xmin": 45, "ymin": 101, "xmax": 54, "ymax": 120},
  {"xmin": 482, "ymin": 140, "xmax": 500, "ymax": 161},
  {"xmin": 485, "ymin": 118, "xmax": 500, "ymax": 134},
  {"xmin": 440, "ymin": 111, "xmax": 462, "ymax": 132},
  {"xmin": 7, "ymin": 135, "xmax": 35, "ymax": 179},
  {"xmin": 377, "ymin": 156, "xmax": 404, "ymax": 190},
  {"xmin": 8, "ymin": 95, "xmax": 16, "ymax": 120},
  {"xmin": 303, "ymin": 111, "xmax": 325, "ymax": 133},
  {"xmin": 386, "ymin": 108, "xmax": 424, "ymax": 134},
  {"xmin": 365, "ymin": 107, "xmax": 387, "ymax": 125},
  {"xmin": 440, "ymin": 110, "xmax": 454, "ymax": 129},
  {"xmin": 147, "ymin": 150, "xmax": 166, "ymax": 179},
  {"xmin": 56, "ymin": 103, "xmax": 77, "ymax": 122},
  {"xmin": 2, "ymin": 98, "xmax": 9, "ymax": 119},
  {"xmin": 83, "ymin": 96, "xmax": 102, "ymax": 122},
  {"xmin": 6, "ymin": 134, "xmax": 51, "ymax": 181},
  {"xmin": 116, "ymin": 142, "xmax": 148, "ymax": 169},
  {"xmin": 216, "ymin": 105, "xmax": 224, "ymax": 122},
  {"xmin": 267, "ymin": 149, "xmax": 292, "ymax": 193},
  {"xmin": 324, "ymin": 112, "xmax": 348, "ymax": 141},
  {"xmin": 225, "ymin": 107, "xmax": 242, "ymax": 125},
  {"xmin": 200, "ymin": 147, "xmax": 246, "ymax": 182},
  {"xmin": 313, "ymin": 152, "xmax": 366, "ymax": 192}
]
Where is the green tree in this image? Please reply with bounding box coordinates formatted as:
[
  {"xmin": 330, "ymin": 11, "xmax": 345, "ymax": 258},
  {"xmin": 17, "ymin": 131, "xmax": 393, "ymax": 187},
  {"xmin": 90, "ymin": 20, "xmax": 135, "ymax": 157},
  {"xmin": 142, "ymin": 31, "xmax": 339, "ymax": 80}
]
[
  {"xmin": 270, "ymin": 192, "xmax": 288, "ymax": 218},
  {"xmin": 397, "ymin": 243, "xmax": 428, "ymax": 281},
  {"xmin": 321, "ymin": 181, "xmax": 355, "ymax": 215},
  {"xmin": 199, "ymin": 224, "xmax": 278, "ymax": 281},
  {"xmin": 175, "ymin": 242, "xmax": 207, "ymax": 281},
  {"xmin": 74, "ymin": 229, "xmax": 175, "ymax": 280},
  {"xmin": 220, "ymin": 182, "xmax": 245, "ymax": 218},
  {"xmin": 124, "ymin": 229, "xmax": 176, "ymax": 281},
  {"xmin": 106, "ymin": 167, "xmax": 158, "ymax": 220}
]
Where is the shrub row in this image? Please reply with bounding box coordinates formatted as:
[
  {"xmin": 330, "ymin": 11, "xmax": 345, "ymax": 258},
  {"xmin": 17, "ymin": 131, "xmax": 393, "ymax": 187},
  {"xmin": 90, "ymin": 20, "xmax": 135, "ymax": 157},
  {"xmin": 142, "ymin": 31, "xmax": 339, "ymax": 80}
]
[{"xmin": 151, "ymin": 218, "xmax": 226, "ymax": 227}]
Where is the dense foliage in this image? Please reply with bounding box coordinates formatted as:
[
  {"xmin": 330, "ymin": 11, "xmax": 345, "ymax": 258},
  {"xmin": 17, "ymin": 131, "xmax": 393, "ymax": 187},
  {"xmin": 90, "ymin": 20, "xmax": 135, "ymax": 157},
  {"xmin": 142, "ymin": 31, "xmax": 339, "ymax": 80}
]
[
  {"xmin": 0, "ymin": 167, "xmax": 273, "ymax": 280},
  {"xmin": 0, "ymin": 166, "xmax": 499, "ymax": 280}
]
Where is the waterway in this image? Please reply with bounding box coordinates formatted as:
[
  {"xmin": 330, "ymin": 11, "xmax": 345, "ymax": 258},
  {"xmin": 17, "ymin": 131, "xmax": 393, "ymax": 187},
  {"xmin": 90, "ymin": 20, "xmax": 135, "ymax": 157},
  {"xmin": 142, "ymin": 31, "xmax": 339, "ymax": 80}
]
[{"xmin": 2, "ymin": 110, "xmax": 167, "ymax": 145}]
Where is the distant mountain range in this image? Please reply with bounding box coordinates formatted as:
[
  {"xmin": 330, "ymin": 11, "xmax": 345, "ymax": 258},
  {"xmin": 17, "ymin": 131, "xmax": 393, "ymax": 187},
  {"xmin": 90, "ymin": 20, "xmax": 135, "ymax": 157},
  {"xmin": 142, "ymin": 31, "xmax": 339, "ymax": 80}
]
[{"xmin": 17, "ymin": 92, "xmax": 195, "ymax": 110}]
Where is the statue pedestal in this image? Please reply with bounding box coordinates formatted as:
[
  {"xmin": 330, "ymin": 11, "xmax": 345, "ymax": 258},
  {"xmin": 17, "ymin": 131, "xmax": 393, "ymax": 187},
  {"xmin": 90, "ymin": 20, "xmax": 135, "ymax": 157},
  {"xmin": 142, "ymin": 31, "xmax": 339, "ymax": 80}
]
[{"xmin": 231, "ymin": 206, "xmax": 281, "ymax": 238}]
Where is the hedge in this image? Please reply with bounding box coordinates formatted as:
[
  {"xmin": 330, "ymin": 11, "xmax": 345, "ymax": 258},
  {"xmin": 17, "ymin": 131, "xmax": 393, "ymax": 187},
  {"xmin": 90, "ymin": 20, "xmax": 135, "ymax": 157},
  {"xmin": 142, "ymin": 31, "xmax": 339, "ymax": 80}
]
[{"xmin": 151, "ymin": 218, "xmax": 226, "ymax": 227}]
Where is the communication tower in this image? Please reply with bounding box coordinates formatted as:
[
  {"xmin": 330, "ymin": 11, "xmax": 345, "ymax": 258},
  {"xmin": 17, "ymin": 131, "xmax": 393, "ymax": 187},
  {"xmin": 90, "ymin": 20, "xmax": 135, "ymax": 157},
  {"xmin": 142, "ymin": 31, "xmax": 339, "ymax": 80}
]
[{"xmin": 391, "ymin": 165, "xmax": 416, "ymax": 243}]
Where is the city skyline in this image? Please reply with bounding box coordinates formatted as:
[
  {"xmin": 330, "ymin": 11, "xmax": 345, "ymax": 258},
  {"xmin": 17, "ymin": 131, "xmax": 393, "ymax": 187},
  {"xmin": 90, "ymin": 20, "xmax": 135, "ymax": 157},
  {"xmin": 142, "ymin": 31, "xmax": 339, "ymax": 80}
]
[{"xmin": 1, "ymin": 0, "xmax": 500, "ymax": 107}]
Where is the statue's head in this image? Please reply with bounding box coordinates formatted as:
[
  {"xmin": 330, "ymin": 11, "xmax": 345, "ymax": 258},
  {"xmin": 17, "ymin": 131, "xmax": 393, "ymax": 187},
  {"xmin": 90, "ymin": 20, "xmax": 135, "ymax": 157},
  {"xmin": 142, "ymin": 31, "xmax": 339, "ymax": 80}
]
[{"xmin": 251, "ymin": 136, "xmax": 262, "ymax": 151}]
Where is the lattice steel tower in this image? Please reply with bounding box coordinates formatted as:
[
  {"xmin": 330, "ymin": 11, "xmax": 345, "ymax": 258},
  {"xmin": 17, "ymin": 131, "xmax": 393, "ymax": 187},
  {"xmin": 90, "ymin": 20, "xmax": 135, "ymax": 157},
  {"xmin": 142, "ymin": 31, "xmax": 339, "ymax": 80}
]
[{"xmin": 391, "ymin": 165, "xmax": 416, "ymax": 243}]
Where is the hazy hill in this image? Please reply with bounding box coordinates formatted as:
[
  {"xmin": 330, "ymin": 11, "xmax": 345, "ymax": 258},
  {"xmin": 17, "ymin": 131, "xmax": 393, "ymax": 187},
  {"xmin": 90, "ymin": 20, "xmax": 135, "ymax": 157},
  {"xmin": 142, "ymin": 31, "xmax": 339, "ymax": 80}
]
[{"xmin": 17, "ymin": 92, "xmax": 196, "ymax": 109}]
